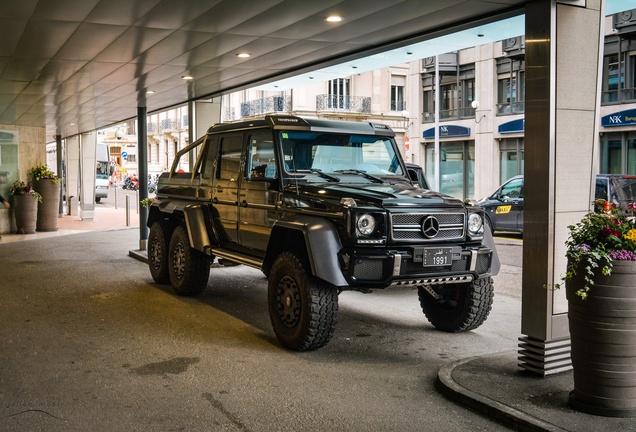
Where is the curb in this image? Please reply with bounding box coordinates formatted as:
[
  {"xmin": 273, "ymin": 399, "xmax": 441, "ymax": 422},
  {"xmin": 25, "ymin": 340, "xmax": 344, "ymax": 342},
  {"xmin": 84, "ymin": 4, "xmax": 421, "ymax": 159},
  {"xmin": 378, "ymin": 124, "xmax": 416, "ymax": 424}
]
[{"xmin": 436, "ymin": 354, "xmax": 567, "ymax": 432}]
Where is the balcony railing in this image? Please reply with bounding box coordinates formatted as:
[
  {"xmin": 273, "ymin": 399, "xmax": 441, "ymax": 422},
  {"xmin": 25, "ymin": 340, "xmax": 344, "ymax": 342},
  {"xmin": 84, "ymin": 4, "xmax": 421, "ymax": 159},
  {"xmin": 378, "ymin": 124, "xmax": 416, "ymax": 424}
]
[
  {"xmin": 422, "ymin": 107, "xmax": 476, "ymax": 122},
  {"xmin": 316, "ymin": 95, "xmax": 371, "ymax": 113},
  {"xmin": 602, "ymin": 88, "xmax": 636, "ymax": 105},
  {"xmin": 240, "ymin": 96, "xmax": 291, "ymax": 117},
  {"xmin": 496, "ymin": 101, "xmax": 525, "ymax": 115},
  {"xmin": 160, "ymin": 118, "xmax": 178, "ymax": 131}
]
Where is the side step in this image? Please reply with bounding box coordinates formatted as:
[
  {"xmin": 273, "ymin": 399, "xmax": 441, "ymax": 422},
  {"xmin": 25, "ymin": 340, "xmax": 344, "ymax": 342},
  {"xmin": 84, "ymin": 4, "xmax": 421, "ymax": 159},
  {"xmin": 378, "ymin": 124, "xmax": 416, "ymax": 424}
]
[{"xmin": 211, "ymin": 248, "xmax": 263, "ymax": 270}]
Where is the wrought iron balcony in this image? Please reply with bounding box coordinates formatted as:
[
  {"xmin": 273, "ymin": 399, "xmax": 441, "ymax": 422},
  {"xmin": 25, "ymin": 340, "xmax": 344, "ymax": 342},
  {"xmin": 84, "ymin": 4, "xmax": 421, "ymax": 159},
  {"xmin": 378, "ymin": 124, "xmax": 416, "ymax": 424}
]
[
  {"xmin": 240, "ymin": 96, "xmax": 291, "ymax": 117},
  {"xmin": 316, "ymin": 95, "xmax": 371, "ymax": 113}
]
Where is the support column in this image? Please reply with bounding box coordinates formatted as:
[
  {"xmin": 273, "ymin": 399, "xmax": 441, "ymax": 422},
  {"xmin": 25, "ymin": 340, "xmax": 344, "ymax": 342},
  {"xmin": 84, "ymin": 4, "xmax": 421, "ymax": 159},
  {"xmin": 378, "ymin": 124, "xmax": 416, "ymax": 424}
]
[
  {"xmin": 138, "ymin": 106, "xmax": 148, "ymax": 251},
  {"xmin": 519, "ymin": 0, "xmax": 605, "ymax": 375},
  {"xmin": 65, "ymin": 135, "xmax": 80, "ymax": 214},
  {"xmin": 56, "ymin": 134, "xmax": 63, "ymax": 216},
  {"xmin": 79, "ymin": 132, "xmax": 96, "ymax": 220},
  {"xmin": 192, "ymin": 98, "xmax": 222, "ymax": 141}
]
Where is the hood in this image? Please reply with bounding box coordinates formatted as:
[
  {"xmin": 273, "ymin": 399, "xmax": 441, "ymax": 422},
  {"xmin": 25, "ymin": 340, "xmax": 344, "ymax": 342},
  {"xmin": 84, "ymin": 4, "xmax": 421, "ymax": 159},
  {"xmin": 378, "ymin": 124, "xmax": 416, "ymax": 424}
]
[{"xmin": 285, "ymin": 180, "xmax": 464, "ymax": 208}]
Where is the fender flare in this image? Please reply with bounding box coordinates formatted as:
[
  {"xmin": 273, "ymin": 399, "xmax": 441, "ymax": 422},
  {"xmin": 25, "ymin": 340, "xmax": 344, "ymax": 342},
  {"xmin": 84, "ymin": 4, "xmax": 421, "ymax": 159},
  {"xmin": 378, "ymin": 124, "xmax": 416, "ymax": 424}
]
[{"xmin": 266, "ymin": 216, "xmax": 347, "ymax": 287}]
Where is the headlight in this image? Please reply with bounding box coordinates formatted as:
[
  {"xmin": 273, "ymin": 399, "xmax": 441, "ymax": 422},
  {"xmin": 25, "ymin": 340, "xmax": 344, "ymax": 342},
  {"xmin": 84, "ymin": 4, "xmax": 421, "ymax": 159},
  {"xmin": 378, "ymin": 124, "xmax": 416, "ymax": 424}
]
[
  {"xmin": 468, "ymin": 212, "xmax": 484, "ymax": 235},
  {"xmin": 356, "ymin": 214, "xmax": 376, "ymax": 236}
]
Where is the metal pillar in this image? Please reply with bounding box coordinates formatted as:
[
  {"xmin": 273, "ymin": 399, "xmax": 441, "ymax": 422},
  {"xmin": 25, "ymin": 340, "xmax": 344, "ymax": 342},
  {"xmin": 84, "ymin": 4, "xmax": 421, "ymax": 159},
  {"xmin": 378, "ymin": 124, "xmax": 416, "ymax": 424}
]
[
  {"xmin": 138, "ymin": 106, "xmax": 148, "ymax": 251},
  {"xmin": 56, "ymin": 134, "xmax": 63, "ymax": 216}
]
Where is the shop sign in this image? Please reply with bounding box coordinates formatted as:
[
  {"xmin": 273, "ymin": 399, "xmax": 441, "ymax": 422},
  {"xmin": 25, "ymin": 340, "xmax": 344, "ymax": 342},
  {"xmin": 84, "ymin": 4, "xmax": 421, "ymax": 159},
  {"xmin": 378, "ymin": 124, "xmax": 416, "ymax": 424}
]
[
  {"xmin": 422, "ymin": 125, "xmax": 471, "ymax": 139},
  {"xmin": 601, "ymin": 109, "xmax": 636, "ymax": 127},
  {"xmin": 498, "ymin": 118, "xmax": 524, "ymax": 134}
]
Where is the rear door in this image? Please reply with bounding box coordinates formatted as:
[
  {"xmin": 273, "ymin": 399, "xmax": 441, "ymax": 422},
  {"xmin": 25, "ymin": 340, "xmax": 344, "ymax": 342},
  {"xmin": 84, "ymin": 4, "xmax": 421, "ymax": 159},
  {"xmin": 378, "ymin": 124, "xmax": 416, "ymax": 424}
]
[{"xmin": 213, "ymin": 133, "xmax": 244, "ymax": 245}]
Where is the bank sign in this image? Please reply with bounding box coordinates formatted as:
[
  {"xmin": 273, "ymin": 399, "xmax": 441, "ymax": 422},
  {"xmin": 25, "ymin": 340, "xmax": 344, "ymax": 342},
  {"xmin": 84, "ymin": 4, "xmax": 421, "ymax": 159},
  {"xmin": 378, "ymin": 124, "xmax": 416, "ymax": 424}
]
[{"xmin": 601, "ymin": 109, "xmax": 636, "ymax": 127}]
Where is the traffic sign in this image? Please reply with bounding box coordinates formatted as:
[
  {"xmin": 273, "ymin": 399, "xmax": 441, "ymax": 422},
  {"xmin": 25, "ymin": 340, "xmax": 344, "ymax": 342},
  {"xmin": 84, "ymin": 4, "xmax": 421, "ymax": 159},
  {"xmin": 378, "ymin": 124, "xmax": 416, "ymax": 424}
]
[{"xmin": 121, "ymin": 151, "xmax": 128, "ymax": 158}]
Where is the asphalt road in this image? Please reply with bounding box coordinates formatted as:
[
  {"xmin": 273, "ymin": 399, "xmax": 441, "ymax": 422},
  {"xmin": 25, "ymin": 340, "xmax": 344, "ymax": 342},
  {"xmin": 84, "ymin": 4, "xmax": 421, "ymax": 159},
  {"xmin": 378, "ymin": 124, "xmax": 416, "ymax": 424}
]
[{"xmin": 0, "ymin": 229, "xmax": 522, "ymax": 431}]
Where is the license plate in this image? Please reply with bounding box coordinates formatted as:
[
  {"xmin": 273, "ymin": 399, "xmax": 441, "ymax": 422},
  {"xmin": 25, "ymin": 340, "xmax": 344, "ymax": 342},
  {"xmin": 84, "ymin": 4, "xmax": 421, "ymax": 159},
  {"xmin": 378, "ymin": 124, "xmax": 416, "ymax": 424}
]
[{"xmin": 422, "ymin": 247, "xmax": 452, "ymax": 267}]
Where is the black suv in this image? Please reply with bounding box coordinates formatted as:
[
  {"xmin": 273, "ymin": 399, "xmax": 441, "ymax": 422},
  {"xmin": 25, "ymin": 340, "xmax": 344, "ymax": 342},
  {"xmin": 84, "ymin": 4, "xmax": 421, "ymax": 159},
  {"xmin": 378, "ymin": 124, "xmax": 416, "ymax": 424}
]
[{"xmin": 146, "ymin": 115, "xmax": 499, "ymax": 351}]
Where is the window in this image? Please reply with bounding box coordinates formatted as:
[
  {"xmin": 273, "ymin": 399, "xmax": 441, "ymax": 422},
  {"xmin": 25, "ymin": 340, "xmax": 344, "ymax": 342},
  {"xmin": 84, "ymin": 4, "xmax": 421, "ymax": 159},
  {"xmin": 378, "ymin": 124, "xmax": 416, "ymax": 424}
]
[
  {"xmin": 246, "ymin": 132, "xmax": 276, "ymax": 179},
  {"xmin": 425, "ymin": 141, "xmax": 475, "ymax": 199},
  {"xmin": 496, "ymin": 58, "xmax": 525, "ymax": 115},
  {"xmin": 391, "ymin": 85, "xmax": 404, "ymax": 111},
  {"xmin": 328, "ymin": 78, "xmax": 350, "ymax": 109},
  {"xmin": 218, "ymin": 134, "xmax": 244, "ymax": 180},
  {"xmin": 499, "ymin": 138, "xmax": 525, "ymax": 184},
  {"xmin": 421, "ymin": 63, "xmax": 475, "ymax": 122}
]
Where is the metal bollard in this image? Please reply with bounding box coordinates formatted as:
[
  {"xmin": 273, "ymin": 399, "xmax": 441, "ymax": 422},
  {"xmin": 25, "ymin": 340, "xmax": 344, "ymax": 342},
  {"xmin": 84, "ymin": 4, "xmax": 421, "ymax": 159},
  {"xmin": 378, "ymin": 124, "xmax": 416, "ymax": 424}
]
[
  {"xmin": 114, "ymin": 184, "xmax": 118, "ymax": 209},
  {"xmin": 136, "ymin": 189, "xmax": 139, "ymax": 214},
  {"xmin": 125, "ymin": 195, "xmax": 130, "ymax": 226}
]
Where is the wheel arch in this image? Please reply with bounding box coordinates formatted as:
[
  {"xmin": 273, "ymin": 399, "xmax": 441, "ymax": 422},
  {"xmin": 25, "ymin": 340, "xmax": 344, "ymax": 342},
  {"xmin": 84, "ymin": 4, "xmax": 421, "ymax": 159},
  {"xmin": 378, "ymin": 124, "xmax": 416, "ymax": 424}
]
[{"xmin": 263, "ymin": 217, "xmax": 347, "ymax": 287}]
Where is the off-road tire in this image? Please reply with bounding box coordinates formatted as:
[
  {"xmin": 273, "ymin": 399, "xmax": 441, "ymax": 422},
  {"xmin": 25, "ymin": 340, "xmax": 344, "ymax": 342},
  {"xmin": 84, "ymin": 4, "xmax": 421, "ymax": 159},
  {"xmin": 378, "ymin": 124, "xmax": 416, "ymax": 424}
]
[
  {"xmin": 168, "ymin": 224, "xmax": 210, "ymax": 296},
  {"xmin": 418, "ymin": 277, "xmax": 494, "ymax": 332},
  {"xmin": 148, "ymin": 220, "xmax": 172, "ymax": 284},
  {"xmin": 268, "ymin": 251, "xmax": 338, "ymax": 351}
]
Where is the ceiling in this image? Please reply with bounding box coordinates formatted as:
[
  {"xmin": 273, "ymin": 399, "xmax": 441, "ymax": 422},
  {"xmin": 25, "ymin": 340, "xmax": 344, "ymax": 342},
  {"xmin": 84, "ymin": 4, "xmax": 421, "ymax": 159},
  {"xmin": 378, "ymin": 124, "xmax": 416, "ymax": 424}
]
[{"xmin": 0, "ymin": 0, "xmax": 530, "ymax": 141}]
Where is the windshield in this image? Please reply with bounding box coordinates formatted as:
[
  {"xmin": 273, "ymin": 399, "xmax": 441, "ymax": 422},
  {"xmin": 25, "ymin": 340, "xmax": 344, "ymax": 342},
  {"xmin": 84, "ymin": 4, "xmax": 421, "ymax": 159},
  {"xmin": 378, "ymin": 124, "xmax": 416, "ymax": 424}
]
[{"xmin": 279, "ymin": 131, "xmax": 403, "ymax": 182}]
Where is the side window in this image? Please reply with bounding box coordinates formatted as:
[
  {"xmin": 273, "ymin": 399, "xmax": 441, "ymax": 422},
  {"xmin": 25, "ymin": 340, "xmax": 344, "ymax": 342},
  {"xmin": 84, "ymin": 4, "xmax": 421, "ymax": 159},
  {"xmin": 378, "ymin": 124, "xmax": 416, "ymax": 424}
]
[
  {"xmin": 218, "ymin": 134, "xmax": 244, "ymax": 180},
  {"xmin": 595, "ymin": 178, "xmax": 608, "ymax": 202},
  {"xmin": 202, "ymin": 136, "xmax": 219, "ymax": 180},
  {"xmin": 246, "ymin": 131, "xmax": 276, "ymax": 179},
  {"xmin": 500, "ymin": 178, "xmax": 523, "ymax": 198}
]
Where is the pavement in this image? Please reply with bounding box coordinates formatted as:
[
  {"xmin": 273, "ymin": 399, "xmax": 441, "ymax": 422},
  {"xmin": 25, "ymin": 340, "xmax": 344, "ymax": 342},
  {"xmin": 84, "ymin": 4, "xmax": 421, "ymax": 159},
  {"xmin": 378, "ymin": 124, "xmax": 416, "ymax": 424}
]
[{"xmin": 1, "ymin": 206, "xmax": 635, "ymax": 431}]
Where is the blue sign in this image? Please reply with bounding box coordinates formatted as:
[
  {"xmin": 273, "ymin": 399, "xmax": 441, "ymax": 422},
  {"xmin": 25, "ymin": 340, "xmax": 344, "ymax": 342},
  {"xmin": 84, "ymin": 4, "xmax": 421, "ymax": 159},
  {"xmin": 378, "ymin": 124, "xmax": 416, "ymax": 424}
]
[
  {"xmin": 121, "ymin": 151, "xmax": 128, "ymax": 158},
  {"xmin": 498, "ymin": 118, "xmax": 524, "ymax": 134},
  {"xmin": 601, "ymin": 109, "xmax": 636, "ymax": 127},
  {"xmin": 422, "ymin": 125, "xmax": 471, "ymax": 139}
]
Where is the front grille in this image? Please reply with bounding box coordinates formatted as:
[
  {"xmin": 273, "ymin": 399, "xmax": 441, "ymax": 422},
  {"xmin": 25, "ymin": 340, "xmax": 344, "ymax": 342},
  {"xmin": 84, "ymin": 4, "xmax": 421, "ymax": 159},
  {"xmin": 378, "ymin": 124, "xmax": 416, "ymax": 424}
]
[
  {"xmin": 476, "ymin": 252, "xmax": 492, "ymax": 274},
  {"xmin": 352, "ymin": 258, "xmax": 386, "ymax": 280},
  {"xmin": 390, "ymin": 212, "xmax": 465, "ymax": 242}
]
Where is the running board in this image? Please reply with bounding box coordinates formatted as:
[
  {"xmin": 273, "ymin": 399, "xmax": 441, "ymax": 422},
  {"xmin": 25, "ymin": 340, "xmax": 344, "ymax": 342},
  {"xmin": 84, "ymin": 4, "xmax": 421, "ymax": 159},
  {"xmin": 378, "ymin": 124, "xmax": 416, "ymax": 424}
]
[{"xmin": 210, "ymin": 249, "xmax": 263, "ymax": 270}]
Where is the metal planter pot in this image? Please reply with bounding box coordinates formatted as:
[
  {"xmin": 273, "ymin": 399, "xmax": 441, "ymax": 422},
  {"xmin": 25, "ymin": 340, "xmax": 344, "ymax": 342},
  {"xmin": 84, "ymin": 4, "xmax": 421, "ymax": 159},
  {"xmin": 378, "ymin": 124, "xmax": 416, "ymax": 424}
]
[{"xmin": 566, "ymin": 259, "xmax": 636, "ymax": 417}]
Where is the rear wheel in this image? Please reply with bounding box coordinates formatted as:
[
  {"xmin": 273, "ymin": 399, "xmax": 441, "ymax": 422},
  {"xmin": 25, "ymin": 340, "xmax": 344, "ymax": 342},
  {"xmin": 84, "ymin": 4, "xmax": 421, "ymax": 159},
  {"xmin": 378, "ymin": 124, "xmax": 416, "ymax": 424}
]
[
  {"xmin": 168, "ymin": 225, "xmax": 210, "ymax": 296},
  {"xmin": 268, "ymin": 251, "xmax": 338, "ymax": 351},
  {"xmin": 148, "ymin": 220, "xmax": 172, "ymax": 284},
  {"xmin": 418, "ymin": 277, "xmax": 494, "ymax": 332}
]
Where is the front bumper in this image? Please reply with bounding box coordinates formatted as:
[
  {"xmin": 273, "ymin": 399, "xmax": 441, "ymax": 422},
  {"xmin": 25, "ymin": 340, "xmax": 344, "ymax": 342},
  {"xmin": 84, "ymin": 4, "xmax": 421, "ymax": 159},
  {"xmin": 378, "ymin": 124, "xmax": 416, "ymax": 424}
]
[{"xmin": 339, "ymin": 245, "xmax": 494, "ymax": 289}]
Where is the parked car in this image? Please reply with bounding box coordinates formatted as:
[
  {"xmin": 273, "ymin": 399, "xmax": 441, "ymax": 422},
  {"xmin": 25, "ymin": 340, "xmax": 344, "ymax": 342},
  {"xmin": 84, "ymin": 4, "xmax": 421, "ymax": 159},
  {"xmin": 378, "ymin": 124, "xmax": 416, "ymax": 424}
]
[
  {"xmin": 405, "ymin": 163, "xmax": 430, "ymax": 189},
  {"xmin": 479, "ymin": 174, "xmax": 636, "ymax": 234}
]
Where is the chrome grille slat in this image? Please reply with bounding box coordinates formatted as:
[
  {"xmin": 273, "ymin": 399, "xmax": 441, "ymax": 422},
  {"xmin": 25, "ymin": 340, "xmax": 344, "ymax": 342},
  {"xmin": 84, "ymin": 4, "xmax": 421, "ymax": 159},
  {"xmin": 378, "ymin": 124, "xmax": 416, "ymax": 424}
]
[{"xmin": 390, "ymin": 212, "xmax": 465, "ymax": 242}]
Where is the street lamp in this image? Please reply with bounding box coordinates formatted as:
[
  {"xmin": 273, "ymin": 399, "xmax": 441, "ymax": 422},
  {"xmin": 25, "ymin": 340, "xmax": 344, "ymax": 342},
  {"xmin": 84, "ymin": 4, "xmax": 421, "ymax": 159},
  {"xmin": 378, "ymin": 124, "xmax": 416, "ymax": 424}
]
[{"xmin": 471, "ymin": 100, "xmax": 486, "ymax": 124}]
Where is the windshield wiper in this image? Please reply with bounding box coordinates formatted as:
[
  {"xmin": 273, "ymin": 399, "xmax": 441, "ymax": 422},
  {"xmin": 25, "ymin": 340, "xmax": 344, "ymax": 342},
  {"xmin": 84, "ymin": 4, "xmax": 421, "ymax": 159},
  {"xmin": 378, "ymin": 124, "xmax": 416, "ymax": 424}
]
[
  {"xmin": 334, "ymin": 169, "xmax": 384, "ymax": 183},
  {"xmin": 309, "ymin": 168, "xmax": 340, "ymax": 182}
]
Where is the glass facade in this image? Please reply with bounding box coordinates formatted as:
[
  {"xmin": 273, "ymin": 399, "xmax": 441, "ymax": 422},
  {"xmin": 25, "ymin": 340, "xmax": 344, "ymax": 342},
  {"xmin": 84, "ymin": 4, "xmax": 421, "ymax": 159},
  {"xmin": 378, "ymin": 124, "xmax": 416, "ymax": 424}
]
[{"xmin": 425, "ymin": 141, "xmax": 474, "ymax": 199}]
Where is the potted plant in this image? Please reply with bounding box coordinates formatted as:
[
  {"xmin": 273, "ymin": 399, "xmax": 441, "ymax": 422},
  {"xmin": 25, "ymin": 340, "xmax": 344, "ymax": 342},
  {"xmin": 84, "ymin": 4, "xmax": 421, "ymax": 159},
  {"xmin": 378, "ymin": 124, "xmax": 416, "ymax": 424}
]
[
  {"xmin": 9, "ymin": 180, "xmax": 41, "ymax": 234},
  {"xmin": 28, "ymin": 164, "xmax": 61, "ymax": 232},
  {"xmin": 563, "ymin": 199, "xmax": 636, "ymax": 417}
]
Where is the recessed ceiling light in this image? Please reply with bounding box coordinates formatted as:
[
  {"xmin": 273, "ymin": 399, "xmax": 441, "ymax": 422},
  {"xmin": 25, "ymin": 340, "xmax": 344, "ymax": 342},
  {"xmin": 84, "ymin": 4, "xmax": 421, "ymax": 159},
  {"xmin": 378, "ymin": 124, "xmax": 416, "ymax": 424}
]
[
  {"xmin": 146, "ymin": 90, "xmax": 155, "ymax": 95},
  {"xmin": 182, "ymin": 75, "xmax": 193, "ymax": 80},
  {"xmin": 236, "ymin": 53, "xmax": 251, "ymax": 58},
  {"xmin": 325, "ymin": 15, "xmax": 343, "ymax": 23}
]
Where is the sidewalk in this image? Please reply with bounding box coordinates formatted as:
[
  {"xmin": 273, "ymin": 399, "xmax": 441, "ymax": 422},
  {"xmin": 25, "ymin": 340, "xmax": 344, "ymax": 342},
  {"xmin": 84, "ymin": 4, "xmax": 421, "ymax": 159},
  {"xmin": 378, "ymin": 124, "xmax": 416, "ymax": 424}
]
[
  {"xmin": 0, "ymin": 204, "xmax": 140, "ymax": 244},
  {"xmin": 1, "ymin": 213, "xmax": 634, "ymax": 431}
]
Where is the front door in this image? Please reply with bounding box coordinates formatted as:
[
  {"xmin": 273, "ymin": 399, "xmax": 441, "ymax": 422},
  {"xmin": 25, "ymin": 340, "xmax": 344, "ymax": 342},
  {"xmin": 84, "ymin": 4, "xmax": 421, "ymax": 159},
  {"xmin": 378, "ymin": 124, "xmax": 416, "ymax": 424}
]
[{"xmin": 238, "ymin": 130, "xmax": 280, "ymax": 253}]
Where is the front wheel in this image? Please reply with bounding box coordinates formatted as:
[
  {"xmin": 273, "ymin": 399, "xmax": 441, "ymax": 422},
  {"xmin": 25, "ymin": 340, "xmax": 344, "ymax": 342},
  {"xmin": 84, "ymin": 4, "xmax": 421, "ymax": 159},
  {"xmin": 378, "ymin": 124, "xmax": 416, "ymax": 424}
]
[
  {"xmin": 418, "ymin": 277, "xmax": 494, "ymax": 332},
  {"xmin": 168, "ymin": 225, "xmax": 210, "ymax": 296},
  {"xmin": 268, "ymin": 251, "xmax": 338, "ymax": 351}
]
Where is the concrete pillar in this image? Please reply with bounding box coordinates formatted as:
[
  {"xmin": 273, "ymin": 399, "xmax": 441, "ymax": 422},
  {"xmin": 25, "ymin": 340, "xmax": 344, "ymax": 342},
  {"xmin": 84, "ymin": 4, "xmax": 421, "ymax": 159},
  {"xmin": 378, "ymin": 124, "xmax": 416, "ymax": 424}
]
[
  {"xmin": 519, "ymin": 0, "xmax": 605, "ymax": 375},
  {"xmin": 56, "ymin": 135, "xmax": 63, "ymax": 216},
  {"xmin": 65, "ymin": 135, "xmax": 80, "ymax": 214},
  {"xmin": 192, "ymin": 98, "xmax": 222, "ymax": 141},
  {"xmin": 79, "ymin": 132, "xmax": 96, "ymax": 220}
]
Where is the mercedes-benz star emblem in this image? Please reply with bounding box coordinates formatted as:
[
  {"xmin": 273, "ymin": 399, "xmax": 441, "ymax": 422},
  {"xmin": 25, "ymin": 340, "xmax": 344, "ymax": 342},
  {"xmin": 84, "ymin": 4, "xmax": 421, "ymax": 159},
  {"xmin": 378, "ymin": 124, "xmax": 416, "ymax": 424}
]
[{"xmin": 421, "ymin": 216, "xmax": 440, "ymax": 238}]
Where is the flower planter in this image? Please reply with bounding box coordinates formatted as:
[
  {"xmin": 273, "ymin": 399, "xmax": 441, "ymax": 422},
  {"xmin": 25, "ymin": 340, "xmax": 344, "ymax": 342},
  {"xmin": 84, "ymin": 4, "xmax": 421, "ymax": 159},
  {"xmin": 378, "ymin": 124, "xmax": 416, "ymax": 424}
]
[
  {"xmin": 33, "ymin": 179, "xmax": 60, "ymax": 232},
  {"xmin": 12, "ymin": 194, "xmax": 38, "ymax": 234},
  {"xmin": 566, "ymin": 259, "xmax": 636, "ymax": 417}
]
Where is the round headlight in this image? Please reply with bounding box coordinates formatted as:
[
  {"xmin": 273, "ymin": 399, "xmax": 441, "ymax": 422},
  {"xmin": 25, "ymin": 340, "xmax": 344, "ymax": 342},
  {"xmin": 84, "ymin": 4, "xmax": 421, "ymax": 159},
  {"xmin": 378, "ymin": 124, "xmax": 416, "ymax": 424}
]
[
  {"xmin": 356, "ymin": 214, "xmax": 376, "ymax": 236},
  {"xmin": 468, "ymin": 213, "xmax": 483, "ymax": 235}
]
